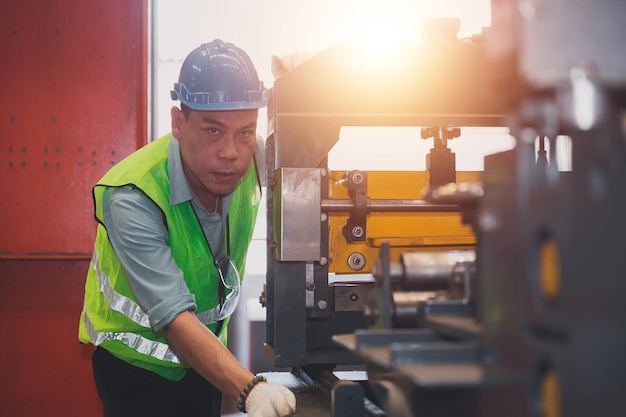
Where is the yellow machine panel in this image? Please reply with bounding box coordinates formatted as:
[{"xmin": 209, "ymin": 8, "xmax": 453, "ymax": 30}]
[{"xmin": 327, "ymin": 170, "xmax": 480, "ymax": 274}]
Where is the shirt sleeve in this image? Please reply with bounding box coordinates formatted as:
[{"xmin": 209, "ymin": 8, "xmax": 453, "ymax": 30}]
[{"xmin": 103, "ymin": 186, "xmax": 197, "ymax": 332}]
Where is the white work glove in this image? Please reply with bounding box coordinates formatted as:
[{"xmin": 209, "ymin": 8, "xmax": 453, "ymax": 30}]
[
  {"xmin": 271, "ymin": 51, "xmax": 317, "ymax": 79},
  {"xmin": 245, "ymin": 382, "xmax": 296, "ymax": 417}
]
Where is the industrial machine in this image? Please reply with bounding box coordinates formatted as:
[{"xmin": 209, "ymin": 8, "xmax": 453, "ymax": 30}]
[{"xmin": 260, "ymin": 2, "xmax": 626, "ymax": 416}]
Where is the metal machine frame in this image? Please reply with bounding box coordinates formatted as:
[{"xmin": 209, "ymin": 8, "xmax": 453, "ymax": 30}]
[
  {"xmin": 261, "ymin": 2, "xmax": 626, "ymax": 415},
  {"xmin": 263, "ymin": 35, "xmax": 503, "ymax": 373}
]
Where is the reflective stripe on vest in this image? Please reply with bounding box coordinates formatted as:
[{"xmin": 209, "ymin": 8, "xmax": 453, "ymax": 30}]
[
  {"xmin": 90, "ymin": 250, "xmax": 151, "ymax": 328},
  {"xmin": 82, "ymin": 308, "xmax": 182, "ymax": 364},
  {"xmin": 86, "ymin": 248, "xmax": 236, "ymax": 345}
]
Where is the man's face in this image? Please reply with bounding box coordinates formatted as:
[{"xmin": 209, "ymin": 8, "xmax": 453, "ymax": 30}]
[{"xmin": 171, "ymin": 106, "xmax": 258, "ymax": 197}]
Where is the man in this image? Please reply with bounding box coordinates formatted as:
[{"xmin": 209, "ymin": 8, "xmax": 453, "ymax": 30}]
[{"xmin": 79, "ymin": 39, "xmax": 296, "ymax": 417}]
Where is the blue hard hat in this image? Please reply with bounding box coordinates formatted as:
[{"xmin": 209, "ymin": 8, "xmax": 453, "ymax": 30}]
[{"xmin": 171, "ymin": 39, "xmax": 267, "ymax": 110}]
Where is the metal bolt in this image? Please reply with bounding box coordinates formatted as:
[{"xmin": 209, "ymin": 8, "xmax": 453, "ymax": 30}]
[
  {"xmin": 317, "ymin": 300, "xmax": 327, "ymax": 310},
  {"xmin": 306, "ymin": 282, "xmax": 315, "ymax": 291},
  {"xmin": 319, "ymin": 257, "xmax": 328, "ymax": 266},
  {"xmin": 347, "ymin": 252, "xmax": 366, "ymax": 271},
  {"xmin": 351, "ymin": 226, "xmax": 364, "ymax": 238},
  {"xmin": 351, "ymin": 172, "xmax": 364, "ymax": 184},
  {"xmin": 320, "ymin": 213, "xmax": 327, "ymax": 222}
]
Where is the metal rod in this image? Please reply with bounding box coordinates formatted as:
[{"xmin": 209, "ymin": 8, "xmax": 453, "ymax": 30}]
[{"xmin": 321, "ymin": 199, "xmax": 459, "ymax": 213}]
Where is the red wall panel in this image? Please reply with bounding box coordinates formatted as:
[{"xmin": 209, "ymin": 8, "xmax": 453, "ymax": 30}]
[
  {"xmin": 0, "ymin": 0, "xmax": 147, "ymax": 415},
  {"xmin": 0, "ymin": 259, "xmax": 100, "ymax": 416},
  {"xmin": 0, "ymin": 0, "xmax": 148, "ymax": 256}
]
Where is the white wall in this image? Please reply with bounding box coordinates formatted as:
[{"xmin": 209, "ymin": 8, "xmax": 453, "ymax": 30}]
[{"xmin": 152, "ymin": 0, "xmax": 493, "ymax": 143}]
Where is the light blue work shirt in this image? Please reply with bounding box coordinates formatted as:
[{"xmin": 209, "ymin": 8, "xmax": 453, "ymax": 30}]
[{"xmin": 102, "ymin": 137, "xmax": 232, "ymax": 332}]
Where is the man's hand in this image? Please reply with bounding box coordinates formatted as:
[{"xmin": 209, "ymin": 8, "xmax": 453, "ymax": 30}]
[{"xmin": 245, "ymin": 382, "xmax": 296, "ymax": 417}]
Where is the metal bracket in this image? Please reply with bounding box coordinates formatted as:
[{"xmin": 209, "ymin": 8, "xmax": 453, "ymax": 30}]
[{"xmin": 343, "ymin": 170, "xmax": 368, "ymax": 242}]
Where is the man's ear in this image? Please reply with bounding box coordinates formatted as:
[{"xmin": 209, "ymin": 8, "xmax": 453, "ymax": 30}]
[{"xmin": 171, "ymin": 106, "xmax": 184, "ymax": 139}]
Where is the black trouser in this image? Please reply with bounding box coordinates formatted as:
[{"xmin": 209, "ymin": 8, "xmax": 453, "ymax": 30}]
[{"xmin": 92, "ymin": 347, "xmax": 222, "ymax": 417}]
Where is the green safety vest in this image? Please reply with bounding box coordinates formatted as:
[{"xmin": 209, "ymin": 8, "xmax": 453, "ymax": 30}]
[{"xmin": 78, "ymin": 134, "xmax": 261, "ymax": 381}]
